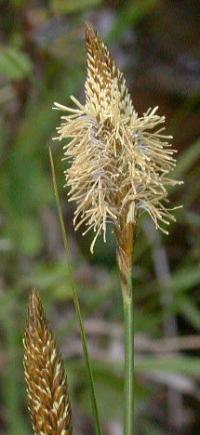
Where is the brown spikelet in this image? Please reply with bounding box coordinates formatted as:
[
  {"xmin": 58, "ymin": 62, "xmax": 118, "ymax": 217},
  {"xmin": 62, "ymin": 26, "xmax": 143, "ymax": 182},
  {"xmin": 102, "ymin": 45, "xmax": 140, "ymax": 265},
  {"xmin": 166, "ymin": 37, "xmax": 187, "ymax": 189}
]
[
  {"xmin": 23, "ymin": 289, "xmax": 72, "ymax": 435},
  {"xmin": 85, "ymin": 23, "xmax": 134, "ymax": 117}
]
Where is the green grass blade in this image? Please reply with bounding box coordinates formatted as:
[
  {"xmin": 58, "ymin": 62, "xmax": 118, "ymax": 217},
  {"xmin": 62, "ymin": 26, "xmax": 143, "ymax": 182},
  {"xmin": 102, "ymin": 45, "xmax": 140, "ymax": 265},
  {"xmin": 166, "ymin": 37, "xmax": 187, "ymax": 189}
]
[
  {"xmin": 173, "ymin": 138, "xmax": 200, "ymax": 178},
  {"xmin": 49, "ymin": 147, "xmax": 102, "ymax": 435}
]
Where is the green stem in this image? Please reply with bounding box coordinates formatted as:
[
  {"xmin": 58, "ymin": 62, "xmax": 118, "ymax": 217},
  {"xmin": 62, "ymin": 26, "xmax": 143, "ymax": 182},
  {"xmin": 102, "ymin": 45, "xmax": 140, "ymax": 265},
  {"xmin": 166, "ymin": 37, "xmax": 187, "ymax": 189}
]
[
  {"xmin": 49, "ymin": 147, "xmax": 102, "ymax": 435},
  {"xmin": 116, "ymin": 223, "xmax": 134, "ymax": 435},
  {"xmin": 122, "ymin": 278, "xmax": 134, "ymax": 435}
]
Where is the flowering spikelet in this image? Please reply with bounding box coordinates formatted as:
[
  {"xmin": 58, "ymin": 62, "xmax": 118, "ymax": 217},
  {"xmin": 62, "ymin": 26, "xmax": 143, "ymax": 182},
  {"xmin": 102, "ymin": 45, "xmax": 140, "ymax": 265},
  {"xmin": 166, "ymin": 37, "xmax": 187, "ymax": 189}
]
[
  {"xmin": 23, "ymin": 289, "xmax": 72, "ymax": 435},
  {"xmin": 54, "ymin": 24, "xmax": 182, "ymax": 252}
]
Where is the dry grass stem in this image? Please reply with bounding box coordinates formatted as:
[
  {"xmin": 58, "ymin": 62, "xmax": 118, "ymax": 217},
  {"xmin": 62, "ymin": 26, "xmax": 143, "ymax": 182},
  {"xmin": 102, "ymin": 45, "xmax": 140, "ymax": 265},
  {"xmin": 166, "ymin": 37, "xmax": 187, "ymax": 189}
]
[{"xmin": 23, "ymin": 289, "xmax": 72, "ymax": 435}]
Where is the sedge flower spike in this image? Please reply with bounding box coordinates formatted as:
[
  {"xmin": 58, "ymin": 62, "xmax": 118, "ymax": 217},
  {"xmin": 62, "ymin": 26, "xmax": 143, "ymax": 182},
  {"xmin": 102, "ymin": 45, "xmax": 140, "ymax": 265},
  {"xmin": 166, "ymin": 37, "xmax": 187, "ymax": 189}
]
[
  {"xmin": 24, "ymin": 289, "xmax": 73, "ymax": 435},
  {"xmin": 54, "ymin": 24, "xmax": 182, "ymax": 253}
]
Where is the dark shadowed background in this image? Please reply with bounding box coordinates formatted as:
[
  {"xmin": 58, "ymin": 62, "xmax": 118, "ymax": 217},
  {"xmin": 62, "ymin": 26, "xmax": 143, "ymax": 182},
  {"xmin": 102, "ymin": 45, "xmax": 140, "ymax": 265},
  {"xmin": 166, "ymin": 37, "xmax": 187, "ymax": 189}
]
[{"xmin": 0, "ymin": 1, "xmax": 200, "ymax": 434}]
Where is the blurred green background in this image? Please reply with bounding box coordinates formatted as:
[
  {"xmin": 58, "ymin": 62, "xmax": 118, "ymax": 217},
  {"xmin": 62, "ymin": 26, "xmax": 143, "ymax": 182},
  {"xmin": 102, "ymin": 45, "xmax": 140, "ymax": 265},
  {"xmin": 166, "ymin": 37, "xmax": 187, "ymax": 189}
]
[{"xmin": 0, "ymin": 0, "xmax": 200, "ymax": 434}]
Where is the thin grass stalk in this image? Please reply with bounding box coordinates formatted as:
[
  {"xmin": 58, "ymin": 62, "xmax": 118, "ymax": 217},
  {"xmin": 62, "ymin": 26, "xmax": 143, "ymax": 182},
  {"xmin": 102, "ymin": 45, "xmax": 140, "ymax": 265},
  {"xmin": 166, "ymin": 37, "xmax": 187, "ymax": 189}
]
[
  {"xmin": 116, "ymin": 223, "xmax": 134, "ymax": 435},
  {"xmin": 49, "ymin": 147, "xmax": 102, "ymax": 435},
  {"xmin": 123, "ymin": 291, "xmax": 134, "ymax": 435}
]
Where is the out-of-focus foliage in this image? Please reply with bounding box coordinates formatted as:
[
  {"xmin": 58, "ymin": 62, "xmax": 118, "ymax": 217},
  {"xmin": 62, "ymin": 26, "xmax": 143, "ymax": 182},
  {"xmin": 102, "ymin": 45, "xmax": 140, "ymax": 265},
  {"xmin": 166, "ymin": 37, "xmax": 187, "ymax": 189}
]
[
  {"xmin": 52, "ymin": 0, "xmax": 102, "ymax": 14},
  {"xmin": 0, "ymin": 47, "xmax": 33, "ymax": 79},
  {"xmin": 0, "ymin": 0, "xmax": 200, "ymax": 434}
]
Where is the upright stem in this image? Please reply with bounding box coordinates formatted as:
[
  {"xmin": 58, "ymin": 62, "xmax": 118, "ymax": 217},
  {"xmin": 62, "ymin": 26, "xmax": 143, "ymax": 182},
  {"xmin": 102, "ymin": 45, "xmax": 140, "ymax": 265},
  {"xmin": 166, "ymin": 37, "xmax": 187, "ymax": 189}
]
[
  {"xmin": 116, "ymin": 223, "xmax": 134, "ymax": 435},
  {"xmin": 49, "ymin": 148, "xmax": 102, "ymax": 435},
  {"xmin": 123, "ymin": 278, "xmax": 134, "ymax": 435}
]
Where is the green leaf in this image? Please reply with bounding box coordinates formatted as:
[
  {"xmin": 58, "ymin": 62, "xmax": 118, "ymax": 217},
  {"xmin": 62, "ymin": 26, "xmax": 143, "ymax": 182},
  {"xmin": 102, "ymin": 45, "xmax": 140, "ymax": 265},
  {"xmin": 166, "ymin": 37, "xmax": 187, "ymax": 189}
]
[
  {"xmin": 0, "ymin": 47, "xmax": 33, "ymax": 80},
  {"xmin": 179, "ymin": 296, "xmax": 200, "ymax": 331},
  {"xmin": 52, "ymin": 0, "xmax": 102, "ymax": 14},
  {"xmin": 173, "ymin": 139, "xmax": 200, "ymax": 178},
  {"xmin": 137, "ymin": 355, "xmax": 200, "ymax": 378},
  {"xmin": 169, "ymin": 266, "xmax": 200, "ymax": 293}
]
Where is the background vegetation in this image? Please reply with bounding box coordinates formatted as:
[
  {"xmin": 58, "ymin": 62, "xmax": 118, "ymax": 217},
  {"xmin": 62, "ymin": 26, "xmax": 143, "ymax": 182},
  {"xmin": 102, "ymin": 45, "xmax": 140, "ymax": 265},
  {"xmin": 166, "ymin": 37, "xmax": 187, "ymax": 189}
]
[{"xmin": 0, "ymin": 0, "xmax": 200, "ymax": 434}]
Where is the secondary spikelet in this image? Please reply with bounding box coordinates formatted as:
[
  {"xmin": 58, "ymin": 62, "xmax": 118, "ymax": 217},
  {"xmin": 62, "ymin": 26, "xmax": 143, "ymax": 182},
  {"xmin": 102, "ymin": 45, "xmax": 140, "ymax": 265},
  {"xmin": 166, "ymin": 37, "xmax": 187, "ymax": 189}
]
[
  {"xmin": 54, "ymin": 24, "xmax": 182, "ymax": 252},
  {"xmin": 23, "ymin": 289, "xmax": 72, "ymax": 435}
]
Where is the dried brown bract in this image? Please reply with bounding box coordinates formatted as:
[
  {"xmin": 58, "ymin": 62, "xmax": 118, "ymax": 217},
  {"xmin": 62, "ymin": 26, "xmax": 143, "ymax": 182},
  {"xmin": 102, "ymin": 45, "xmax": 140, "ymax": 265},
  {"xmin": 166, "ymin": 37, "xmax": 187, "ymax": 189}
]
[
  {"xmin": 54, "ymin": 24, "xmax": 182, "ymax": 252},
  {"xmin": 23, "ymin": 289, "xmax": 72, "ymax": 435}
]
